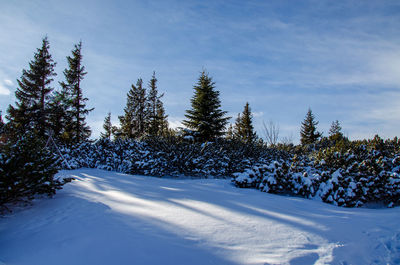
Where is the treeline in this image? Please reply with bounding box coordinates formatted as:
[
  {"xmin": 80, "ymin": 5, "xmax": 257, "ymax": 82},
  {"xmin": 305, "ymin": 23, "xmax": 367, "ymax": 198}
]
[{"xmin": 100, "ymin": 72, "xmax": 169, "ymax": 140}]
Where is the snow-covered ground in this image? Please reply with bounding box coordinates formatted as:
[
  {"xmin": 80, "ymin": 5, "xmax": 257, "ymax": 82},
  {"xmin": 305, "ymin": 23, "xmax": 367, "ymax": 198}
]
[{"xmin": 1, "ymin": 169, "xmax": 399, "ymax": 265}]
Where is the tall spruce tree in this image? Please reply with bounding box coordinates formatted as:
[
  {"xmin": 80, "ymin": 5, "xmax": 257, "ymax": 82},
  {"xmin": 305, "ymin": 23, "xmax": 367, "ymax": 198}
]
[
  {"xmin": 60, "ymin": 41, "xmax": 92, "ymax": 144},
  {"xmin": 147, "ymin": 72, "xmax": 168, "ymax": 136},
  {"xmin": 100, "ymin": 112, "xmax": 112, "ymax": 140},
  {"xmin": 7, "ymin": 37, "xmax": 56, "ymax": 137},
  {"xmin": 183, "ymin": 71, "xmax": 229, "ymax": 142},
  {"xmin": 233, "ymin": 102, "xmax": 257, "ymax": 143},
  {"xmin": 300, "ymin": 108, "xmax": 322, "ymax": 145},
  {"xmin": 119, "ymin": 79, "xmax": 148, "ymax": 139}
]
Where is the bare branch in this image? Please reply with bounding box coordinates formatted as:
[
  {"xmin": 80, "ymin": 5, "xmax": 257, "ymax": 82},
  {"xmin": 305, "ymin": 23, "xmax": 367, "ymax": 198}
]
[{"xmin": 263, "ymin": 120, "xmax": 279, "ymax": 146}]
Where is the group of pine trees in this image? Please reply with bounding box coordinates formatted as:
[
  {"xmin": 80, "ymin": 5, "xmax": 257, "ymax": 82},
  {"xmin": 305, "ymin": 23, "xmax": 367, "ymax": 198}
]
[
  {"xmin": 101, "ymin": 73, "xmax": 169, "ymax": 140},
  {"xmin": 300, "ymin": 108, "xmax": 345, "ymax": 146},
  {"xmin": 4, "ymin": 37, "xmax": 92, "ymax": 144},
  {"xmin": 0, "ymin": 37, "xmax": 91, "ymax": 209},
  {"xmin": 95, "ymin": 67, "xmax": 343, "ymax": 148}
]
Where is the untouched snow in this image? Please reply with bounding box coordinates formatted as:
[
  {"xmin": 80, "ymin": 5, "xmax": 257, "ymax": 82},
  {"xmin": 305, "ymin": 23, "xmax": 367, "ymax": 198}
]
[{"xmin": 1, "ymin": 169, "xmax": 400, "ymax": 265}]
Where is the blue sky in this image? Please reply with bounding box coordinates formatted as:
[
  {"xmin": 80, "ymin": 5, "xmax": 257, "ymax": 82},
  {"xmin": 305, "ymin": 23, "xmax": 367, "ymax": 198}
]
[{"xmin": 0, "ymin": 0, "xmax": 399, "ymax": 142}]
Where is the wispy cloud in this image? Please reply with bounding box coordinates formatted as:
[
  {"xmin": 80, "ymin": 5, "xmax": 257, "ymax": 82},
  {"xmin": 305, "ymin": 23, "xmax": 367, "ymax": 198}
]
[
  {"xmin": 0, "ymin": 79, "xmax": 12, "ymax": 96},
  {"xmin": 0, "ymin": 84, "xmax": 10, "ymax": 96}
]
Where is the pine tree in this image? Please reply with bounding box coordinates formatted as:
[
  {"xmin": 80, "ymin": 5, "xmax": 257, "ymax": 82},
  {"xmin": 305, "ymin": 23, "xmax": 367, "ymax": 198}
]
[
  {"xmin": 147, "ymin": 72, "xmax": 168, "ymax": 136},
  {"xmin": 233, "ymin": 113, "xmax": 242, "ymax": 139},
  {"xmin": 0, "ymin": 133, "xmax": 66, "ymax": 207},
  {"xmin": 329, "ymin": 120, "xmax": 342, "ymax": 136},
  {"xmin": 100, "ymin": 112, "xmax": 112, "ymax": 140},
  {"xmin": 233, "ymin": 102, "xmax": 257, "ymax": 143},
  {"xmin": 182, "ymin": 71, "xmax": 229, "ymax": 142},
  {"xmin": 329, "ymin": 120, "xmax": 343, "ymax": 141},
  {"xmin": 119, "ymin": 79, "xmax": 148, "ymax": 139},
  {"xmin": 60, "ymin": 41, "xmax": 92, "ymax": 144},
  {"xmin": 6, "ymin": 36, "xmax": 56, "ymax": 137},
  {"xmin": 47, "ymin": 93, "xmax": 67, "ymax": 141},
  {"xmin": 300, "ymin": 108, "xmax": 322, "ymax": 145},
  {"xmin": 156, "ymin": 98, "xmax": 169, "ymax": 136}
]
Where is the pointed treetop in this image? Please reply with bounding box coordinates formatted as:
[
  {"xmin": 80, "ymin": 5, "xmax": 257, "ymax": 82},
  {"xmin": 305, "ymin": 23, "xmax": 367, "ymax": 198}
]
[{"xmin": 182, "ymin": 70, "xmax": 230, "ymax": 142}]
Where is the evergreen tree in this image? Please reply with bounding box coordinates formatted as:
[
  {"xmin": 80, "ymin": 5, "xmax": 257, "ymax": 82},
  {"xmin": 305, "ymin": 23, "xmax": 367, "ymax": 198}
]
[
  {"xmin": 156, "ymin": 98, "xmax": 169, "ymax": 136},
  {"xmin": 100, "ymin": 112, "xmax": 112, "ymax": 140},
  {"xmin": 233, "ymin": 113, "xmax": 242, "ymax": 139},
  {"xmin": 147, "ymin": 72, "xmax": 168, "ymax": 136},
  {"xmin": 300, "ymin": 108, "xmax": 322, "ymax": 145},
  {"xmin": 6, "ymin": 36, "xmax": 56, "ymax": 137},
  {"xmin": 47, "ymin": 96, "xmax": 64, "ymax": 138},
  {"xmin": 60, "ymin": 41, "xmax": 92, "ymax": 144},
  {"xmin": 233, "ymin": 102, "xmax": 257, "ymax": 143},
  {"xmin": 183, "ymin": 71, "xmax": 229, "ymax": 142},
  {"xmin": 329, "ymin": 120, "xmax": 342, "ymax": 136},
  {"xmin": 0, "ymin": 133, "xmax": 67, "ymax": 208},
  {"xmin": 119, "ymin": 79, "xmax": 148, "ymax": 139},
  {"xmin": 328, "ymin": 120, "xmax": 344, "ymax": 142}
]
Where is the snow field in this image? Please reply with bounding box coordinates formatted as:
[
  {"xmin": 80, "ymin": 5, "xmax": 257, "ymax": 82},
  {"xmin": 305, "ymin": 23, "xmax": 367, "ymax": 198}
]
[{"xmin": 0, "ymin": 169, "xmax": 399, "ymax": 265}]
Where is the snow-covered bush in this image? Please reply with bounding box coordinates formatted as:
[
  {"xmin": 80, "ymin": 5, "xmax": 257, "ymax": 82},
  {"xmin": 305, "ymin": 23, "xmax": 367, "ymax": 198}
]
[
  {"xmin": 0, "ymin": 134, "xmax": 70, "ymax": 211},
  {"xmin": 233, "ymin": 137, "xmax": 400, "ymax": 208},
  {"xmin": 59, "ymin": 137, "xmax": 281, "ymax": 178},
  {"xmin": 59, "ymin": 135, "xmax": 400, "ymax": 208}
]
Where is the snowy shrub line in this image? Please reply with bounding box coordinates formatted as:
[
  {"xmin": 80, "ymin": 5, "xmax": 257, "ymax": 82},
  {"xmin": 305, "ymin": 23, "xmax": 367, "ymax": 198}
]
[
  {"xmin": 60, "ymin": 136, "xmax": 400, "ymax": 208},
  {"xmin": 60, "ymin": 138, "xmax": 283, "ymax": 178},
  {"xmin": 233, "ymin": 143, "xmax": 400, "ymax": 208}
]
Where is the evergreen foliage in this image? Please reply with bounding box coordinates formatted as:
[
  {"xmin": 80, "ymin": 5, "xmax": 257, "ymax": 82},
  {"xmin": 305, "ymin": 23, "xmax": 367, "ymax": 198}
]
[
  {"xmin": 6, "ymin": 37, "xmax": 56, "ymax": 138},
  {"xmin": 60, "ymin": 41, "xmax": 92, "ymax": 144},
  {"xmin": 233, "ymin": 102, "xmax": 257, "ymax": 143},
  {"xmin": 147, "ymin": 72, "xmax": 168, "ymax": 136},
  {"xmin": 183, "ymin": 71, "xmax": 230, "ymax": 142},
  {"xmin": 0, "ymin": 133, "xmax": 70, "ymax": 211},
  {"xmin": 48, "ymin": 92, "xmax": 69, "ymax": 142},
  {"xmin": 100, "ymin": 112, "xmax": 113, "ymax": 140},
  {"xmin": 300, "ymin": 108, "xmax": 322, "ymax": 145},
  {"xmin": 329, "ymin": 120, "xmax": 344, "ymax": 141},
  {"xmin": 118, "ymin": 79, "xmax": 148, "ymax": 139}
]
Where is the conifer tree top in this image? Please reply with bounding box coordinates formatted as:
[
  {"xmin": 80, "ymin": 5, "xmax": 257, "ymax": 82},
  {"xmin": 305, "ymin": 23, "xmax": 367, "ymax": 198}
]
[
  {"xmin": 300, "ymin": 108, "xmax": 321, "ymax": 145},
  {"xmin": 183, "ymin": 71, "xmax": 229, "ymax": 142}
]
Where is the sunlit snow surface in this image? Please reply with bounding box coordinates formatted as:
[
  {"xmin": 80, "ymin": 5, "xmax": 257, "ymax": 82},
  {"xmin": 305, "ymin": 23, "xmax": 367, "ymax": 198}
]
[{"xmin": 1, "ymin": 169, "xmax": 399, "ymax": 265}]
